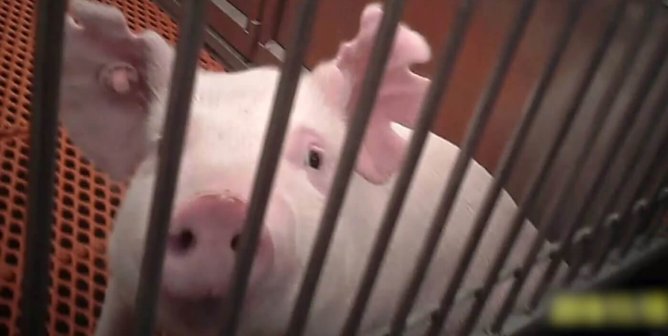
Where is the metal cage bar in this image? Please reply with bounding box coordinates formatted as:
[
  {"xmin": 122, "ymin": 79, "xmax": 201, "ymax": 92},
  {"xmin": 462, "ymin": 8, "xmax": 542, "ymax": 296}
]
[
  {"xmin": 389, "ymin": 0, "xmax": 540, "ymax": 334},
  {"xmin": 559, "ymin": 39, "xmax": 668, "ymax": 283},
  {"xmin": 396, "ymin": 206, "xmax": 631, "ymax": 335},
  {"xmin": 429, "ymin": 1, "xmax": 588, "ymax": 335},
  {"xmin": 340, "ymin": 0, "xmax": 478, "ymax": 334},
  {"xmin": 528, "ymin": 0, "xmax": 660, "ymax": 273},
  {"xmin": 284, "ymin": 1, "xmax": 408, "ymax": 334},
  {"xmin": 566, "ymin": 78, "xmax": 668, "ymax": 279},
  {"xmin": 527, "ymin": 22, "xmax": 668, "ymax": 309},
  {"xmin": 606, "ymin": 150, "xmax": 668, "ymax": 256},
  {"xmin": 490, "ymin": 1, "xmax": 631, "ymax": 331},
  {"xmin": 624, "ymin": 151, "xmax": 668, "ymax": 246},
  {"xmin": 487, "ymin": 236, "xmax": 668, "ymax": 336},
  {"xmin": 614, "ymin": 118, "xmax": 668, "ymax": 259},
  {"xmin": 643, "ymin": 179, "xmax": 668, "ymax": 240},
  {"xmin": 220, "ymin": 0, "xmax": 323, "ymax": 334},
  {"xmin": 133, "ymin": 0, "xmax": 208, "ymax": 335},
  {"xmin": 586, "ymin": 80, "xmax": 668, "ymax": 275},
  {"xmin": 452, "ymin": 1, "xmax": 586, "ymax": 334},
  {"xmin": 564, "ymin": 106, "xmax": 668, "ymax": 282},
  {"xmin": 19, "ymin": 0, "xmax": 68, "ymax": 335},
  {"xmin": 16, "ymin": 1, "xmax": 668, "ymax": 336},
  {"xmin": 638, "ymin": 165, "xmax": 668, "ymax": 244}
]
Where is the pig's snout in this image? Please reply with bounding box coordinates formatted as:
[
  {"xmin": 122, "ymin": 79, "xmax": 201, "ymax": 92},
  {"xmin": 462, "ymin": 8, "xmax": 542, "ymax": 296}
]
[
  {"xmin": 167, "ymin": 195, "xmax": 247, "ymax": 255},
  {"xmin": 161, "ymin": 194, "xmax": 274, "ymax": 300}
]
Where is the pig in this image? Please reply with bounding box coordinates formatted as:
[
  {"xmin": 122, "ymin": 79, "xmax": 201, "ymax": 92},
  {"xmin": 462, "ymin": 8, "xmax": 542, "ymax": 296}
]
[{"xmin": 58, "ymin": 1, "xmax": 568, "ymax": 335}]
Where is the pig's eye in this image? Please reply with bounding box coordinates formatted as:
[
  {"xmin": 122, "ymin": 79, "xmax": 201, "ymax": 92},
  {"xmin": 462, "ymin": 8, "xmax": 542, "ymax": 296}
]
[{"xmin": 306, "ymin": 148, "xmax": 323, "ymax": 170}]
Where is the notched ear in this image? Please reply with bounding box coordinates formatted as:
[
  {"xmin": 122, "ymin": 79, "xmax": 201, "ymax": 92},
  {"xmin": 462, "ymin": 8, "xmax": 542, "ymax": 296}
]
[
  {"xmin": 58, "ymin": 0, "xmax": 177, "ymax": 181},
  {"xmin": 312, "ymin": 2, "xmax": 432, "ymax": 184}
]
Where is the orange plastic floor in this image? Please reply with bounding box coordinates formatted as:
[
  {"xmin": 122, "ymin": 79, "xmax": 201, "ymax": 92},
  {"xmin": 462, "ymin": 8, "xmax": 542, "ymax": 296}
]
[{"xmin": 0, "ymin": 0, "xmax": 224, "ymax": 334}]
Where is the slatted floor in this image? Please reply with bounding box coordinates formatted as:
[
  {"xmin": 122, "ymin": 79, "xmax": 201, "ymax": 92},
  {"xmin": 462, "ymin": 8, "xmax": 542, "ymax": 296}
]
[{"xmin": 0, "ymin": 0, "xmax": 224, "ymax": 334}]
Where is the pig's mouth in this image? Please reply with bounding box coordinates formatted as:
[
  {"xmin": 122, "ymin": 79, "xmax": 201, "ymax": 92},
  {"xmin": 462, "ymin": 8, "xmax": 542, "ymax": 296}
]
[
  {"xmin": 158, "ymin": 278, "xmax": 232, "ymax": 332},
  {"xmin": 160, "ymin": 282, "xmax": 227, "ymax": 301},
  {"xmin": 159, "ymin": 292, "xmax": 229, "ymax": 332}
]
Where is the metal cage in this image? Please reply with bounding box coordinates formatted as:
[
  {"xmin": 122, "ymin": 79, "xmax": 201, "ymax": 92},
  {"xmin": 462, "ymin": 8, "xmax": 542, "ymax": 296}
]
[{"xmin": 1, "ymin": 0, "xmax": 667, "ymax": 335}]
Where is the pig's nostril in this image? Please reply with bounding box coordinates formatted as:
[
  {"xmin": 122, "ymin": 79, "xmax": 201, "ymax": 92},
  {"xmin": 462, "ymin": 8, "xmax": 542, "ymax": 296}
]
[
  {"xmin": 169, "ymin": 229, "xmax": 196, "ymax": 254},
  {"xmin": 230, "ymin": 234, "xmax": 240, "ymax": 251}
]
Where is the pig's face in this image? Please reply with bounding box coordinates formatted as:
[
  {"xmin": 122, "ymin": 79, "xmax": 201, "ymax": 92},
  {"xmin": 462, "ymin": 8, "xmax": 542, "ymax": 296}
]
[
  {"xmin": 111, "ymin": 69, "xmax": 349, "ymax": 332},
  {"xmin": 59, "ymin": 1, "xmax": 431, "ymax": 333}
]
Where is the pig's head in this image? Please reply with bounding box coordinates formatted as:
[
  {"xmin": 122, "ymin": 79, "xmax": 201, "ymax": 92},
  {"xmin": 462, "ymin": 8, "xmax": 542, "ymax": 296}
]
[{"xmin": 59, "ymin": 0, "xmax": 430, "ymax": 333}]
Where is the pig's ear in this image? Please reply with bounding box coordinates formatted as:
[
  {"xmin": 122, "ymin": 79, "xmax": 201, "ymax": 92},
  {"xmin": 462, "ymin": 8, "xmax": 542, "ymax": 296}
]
[
  {"xmin": 311, "ymin": 3, "xmax": 431, "ymax": 184},
  {"xmin": 57, "ymin": 0, "xmax": 176, "ymax": 181}
]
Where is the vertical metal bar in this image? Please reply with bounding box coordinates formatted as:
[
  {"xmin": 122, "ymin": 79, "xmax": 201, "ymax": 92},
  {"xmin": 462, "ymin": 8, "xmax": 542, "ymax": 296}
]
[
  {"xmin": 388, "ymin": 0, "xmax": 539, "ymax": 334},
  {"xmin": 628, "ymin": 139, "xmax": 668, "ymax": 243},
  {"xmin": 453, "ymin": 2, "xmax": 586, "ymax": 335},
  {"xmin": 490, "ymin": 1, "xmax": 631, "ymax": 331},
  {"xmin": 554, "ymin": 49, "xmax": 668, "ymax": 288},
  {"xmin": 625, "ymin": 157, "xmax": 668, "ymax": 246},
  {"xmin": 527, "ymin": 23, "xmax": 668, "ymax": 310},
  {"xmin": 625, "ymin": 200, "xmax": 655, "ymax": 245},
  {"xmin": 616, "ymin": 120, "xmax": 668, "ymax": 258},
  {"xmin": 20, "ymin": 0, "xmax": 68, "ymax": 335},
  {"xmin": 284, "ymin": 1, "xmax": 407, "ymax": 334},
  {"xmin": 219, "ymin": 0, "xmax": 323, "ymax": 334},
  {"xmin": 644, "ymin": 183, "xmax": 668, "ymax": 240},
  {"xmin": 340, "ymin": 1, "xmax": 477, "ymax": 334},
  {"xmin": 630, "ymin": 181, "xmax": 667, "ymax": 242},
  {"xmin": 567, "ymin": 85, "xmax": 668, "ymax": 280},
  {"xmin": 640, "ymin": 167, "xmax": 668, "ymax": 242},
  {"xmin": 133, "ymin": 0, "xmax": 207, "ymax": 334},
  {"xmin": 586, "ymin": 82, "xmax": 668, "ymax": 274}
]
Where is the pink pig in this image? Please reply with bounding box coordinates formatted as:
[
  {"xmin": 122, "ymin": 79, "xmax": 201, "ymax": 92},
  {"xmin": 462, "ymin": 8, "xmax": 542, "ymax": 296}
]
[{"xmin": 58, "ymin": 1, "xmax": 568, "ymax": 335}]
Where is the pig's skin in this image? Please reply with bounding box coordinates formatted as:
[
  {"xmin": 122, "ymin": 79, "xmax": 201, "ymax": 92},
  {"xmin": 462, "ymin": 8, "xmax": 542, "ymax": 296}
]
[
  {"xmin": 100, "ymin": 68, "xmax": 567, "ymax": 336},
  {"xmin": 58, "ymin": 1, "xmax": 568, "ymax": 335}
]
